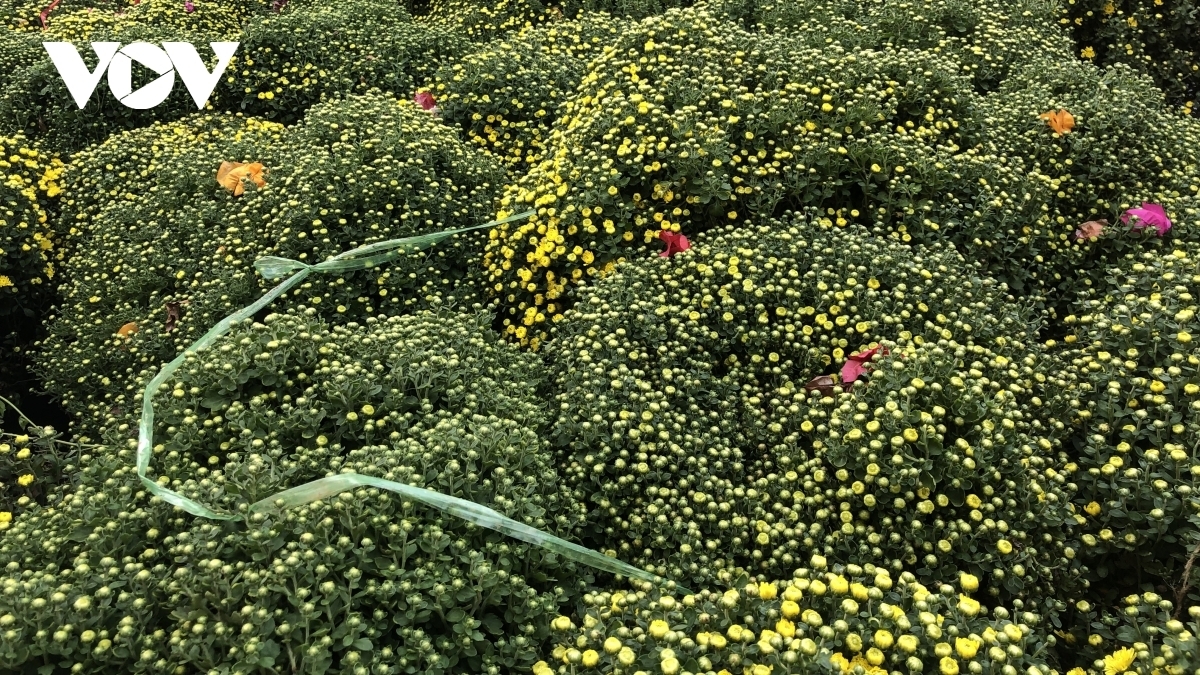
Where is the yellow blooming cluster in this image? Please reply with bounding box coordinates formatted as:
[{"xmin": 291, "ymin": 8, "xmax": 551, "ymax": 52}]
[
  {"xmin": 31, "ymin": 0, "xmax": 248, "ymax": 43},
  {"xmin": 433, "ymin": 13, "xmax": 625, "ymax": 175},
  {"xmin": 0, "ymin": 133, "xmax": 62, "ymax": 383},
  {"xmin": 1059, "ymin": 0, "xmax": 1198, "ymax": 115},
  {"xmin": 483, "ymin": 5, "xmax": 1003, "ymax": 345},
  {"xmin": 420, "ymin": 0, "xmax": 554, "ymax": 44}
]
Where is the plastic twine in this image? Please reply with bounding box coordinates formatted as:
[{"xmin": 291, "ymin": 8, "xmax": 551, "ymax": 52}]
[{"xmin": 131, "ymin": 210, "xmax": 688, "ymax": 593}]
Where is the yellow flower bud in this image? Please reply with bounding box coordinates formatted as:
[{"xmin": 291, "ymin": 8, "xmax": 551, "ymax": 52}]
[
  {"xmin": 958, "ymin": 595, "xmax": 980, "ymax": 617},
  {"xmin": 874, "ymin": 630, "xmax": 894, "ymax": 649},
  {"xmin": 960, "ymin": 573, "xmax": 979, "ymax": 592},
  {"xmin": 956, "ymin": 637, "xmax": 980, "ymax": 659},
  {"xmin": 830, "ymin": 575, "xmax": 850, "ymax": 595}
]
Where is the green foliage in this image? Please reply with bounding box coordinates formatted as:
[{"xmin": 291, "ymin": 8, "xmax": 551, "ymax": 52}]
[
  {"xmin": 0, "ymin": 309, "xmax": 588, "ymax": 675},
  {"xmin": 36, "ymin": 93, "xmax": 505, "ymax": 435}
]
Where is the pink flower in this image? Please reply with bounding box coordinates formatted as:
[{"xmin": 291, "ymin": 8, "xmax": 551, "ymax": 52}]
[
  {"xmin": 1120, "ymin": 202, "xmax": 1172, "ymax": 236},
  {"xmin": 658, "ymin": 230, "xmax": 691, "ymax": 257},
  {"xmin": 414, "ymin": 91, "xmax": 437, "ymax": 112},
  {"xmin": 840, "ymin": 345, "xmax": 890, "ymax": 384},
  {"xmin": 184, "ymin": 0, "xmax": 194, "ymax": 11},
  {"xmin": 1074, "ymin": 219, "xmax": 1106, "ymax": 242}
]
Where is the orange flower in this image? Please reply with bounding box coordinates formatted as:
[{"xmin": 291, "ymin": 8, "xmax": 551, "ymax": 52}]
[
  {"xmin": 1039, "ymin": 109, "xmax": 1075, "ymax": 135},
  {"xmin": 217, "ymin": 161, "xmax": 267, "ymax": 196},
  {"xmin": 117, "ymin": 322, "xmax": 138, "ymax": 338}
]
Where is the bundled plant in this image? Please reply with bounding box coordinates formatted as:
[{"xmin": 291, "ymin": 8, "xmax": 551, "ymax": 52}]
[
  {"xmin": 1, "ymin": 308, "xmax": 590, "ymax": 675},
  {"xmin": 36, "ymin": 93, "xmax": 505, "ymax": 436},
  {"xmin": 548, "ymin": 214, "xmax": 1085, "ymax": 615}
]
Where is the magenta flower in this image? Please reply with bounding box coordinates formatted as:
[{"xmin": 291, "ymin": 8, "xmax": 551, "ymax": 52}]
[
  {"xmin": 1120, "ymin": 202, "xmax": 1172, "ymax": 236},
  {"xmin": 184, "ymin": 0, "xmax": 194, "ymax": 11},
  {"xmin": 658, "ymin": 230, "xmax": 691, "ymax": 257}
]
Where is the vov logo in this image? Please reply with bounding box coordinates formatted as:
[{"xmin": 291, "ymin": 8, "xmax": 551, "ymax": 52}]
[{"xmin": 42, "ymin": 42, "xmax": 239, "ymax": 110}]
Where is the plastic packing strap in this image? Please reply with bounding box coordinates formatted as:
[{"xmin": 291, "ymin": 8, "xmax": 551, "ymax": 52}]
[{"xmin": 132, "ymin": 210, "xmax": 688, "ymax": 594}]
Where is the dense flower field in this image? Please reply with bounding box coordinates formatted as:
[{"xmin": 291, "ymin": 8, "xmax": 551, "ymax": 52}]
[{"xmin": 1, "ymin": 0, "xmax": 1199, "ymax": 673}]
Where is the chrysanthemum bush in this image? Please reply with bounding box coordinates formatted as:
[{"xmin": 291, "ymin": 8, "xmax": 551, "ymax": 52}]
[
  {"xmin": 432, "ymin": 13, "xmax": 628, "ymax": 175},
  {"xmin": 1039, "ymin": 245, "xmax": 1200, "ymax": 608},
  {"xmin": 969, "ymin": 55, "xmax": 1200, "ymax": 306},
  {"xmin": 36, "ymin": 92, "xmax": 505, "ymax": 436},
  {"xmin": 1060, "ymin": 0, "xmax": 1199, "ymax": 115},
  {"xmin": 3, "ymin": 0, "xmax": 1200, "ymax": 672},
  {"xmin": 0, "ymin": 397, "xmax": 76, "ymax": 529},
  {"xmin": 534, "ymin": 564, "xmax": 1057, "ymax": 675},
  {"xmin": 225, "ymin": 0, "xmax": 469, "ymax": 124},
  {"xmin": 1070, "ymin": 592, "xmax": 1200, "ymax": 674},
  {"xmin": 482, "ymin": 2, "xmax": 1200, "ymax": 342},
  {"xmin": 734, "ymin": 0, "xmax": 1075, "ymax": 95},
  {"xmin": 0, "ymin": 0, "xmax": 261, "ymax": 152},
  {"xmin": 420, "ymin": 0, "xmax": 554, "ymax": 44},
  {"xmin": 0, "ymin": 132, "xmax": 63, "ymax": 393},
  {"xmin": 478, "ymin": 3, "xmax": 1154, "ymax": 344},
  {"xmin": 0, "ymin": 308, "xmax": 590, "ymax": 674},
  {"xmin": 547, "ymin": 214, "xmax": 1085, "ymax": 611}
]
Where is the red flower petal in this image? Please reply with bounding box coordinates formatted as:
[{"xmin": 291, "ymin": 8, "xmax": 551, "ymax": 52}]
[
  {"xmin": 658, "ymin": 230, "xmax": 690, "ymax": 257},
  {"xmin": 840, "ymin": 345, "xmax": 890, "ymax": 384},
  {"xmin": 414, "ymin": 91, "xmax": 437, "ymax": 111}
]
